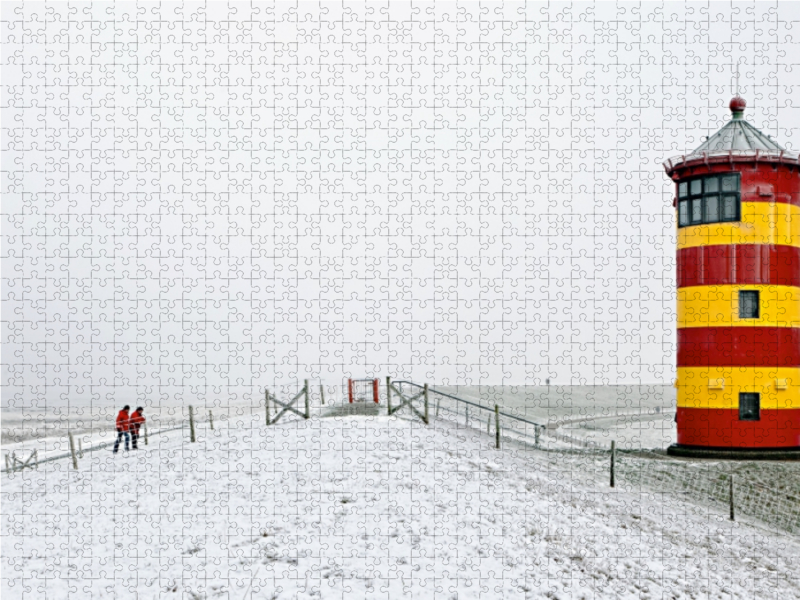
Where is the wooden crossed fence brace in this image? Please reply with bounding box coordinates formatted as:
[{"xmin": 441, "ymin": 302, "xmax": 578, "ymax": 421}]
[
  {"xmin": 386, "ymin": 378, "xmax": 429, "ymax": 424},
  {"xmin": 268, "ymin": 380, "xmax": 310, "ymax": 425},
  {"xmin": 5, "ymin": 449, "xmax": 38, "ymax": 473}
]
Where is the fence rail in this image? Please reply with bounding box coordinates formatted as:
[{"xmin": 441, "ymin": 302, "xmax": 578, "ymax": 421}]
[
  {"xmin": 395, "ymin": 380, "xmax": 545, "ymax": 429},
  {"xmin": 396, "ymin": 379, "xmax": 800, "ymax": 535},
  {"xmin": 613, "ymin": 456, "xmax": 800, "ymax": 534},
  {"xmin": 2, "ymin": 425, "xmax": 187, "ymax": 475}
]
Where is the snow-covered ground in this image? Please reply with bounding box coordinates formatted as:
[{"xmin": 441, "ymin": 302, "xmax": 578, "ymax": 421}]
[{"xmin": 3, "ymin": 411, "xmax": 799, "ymax": 599}]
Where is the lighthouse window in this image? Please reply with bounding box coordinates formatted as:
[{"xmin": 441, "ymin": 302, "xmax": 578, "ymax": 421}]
[
  {"xmin": 705, "ymin": 195, "xmax": 719, "ymax": 222},
  {"xmin": 678, "ymin": 202, "xmax": 689, "ymax": 226},
  {"xmin": 722, "ymin": 195, "xmax": 738, "ymax": 221},
  {"xmin": 677, "ymin": 173, "xmax": 740, "ymax": 228},
  {"xmin": 739, "ymin": 393, "xmax": 760, "ymax": 421},
  {"xmin": 691, "ymin": 199, "xmax": 703, "ymax": 223},
  {"xmin": 739, "ymin": 290, "xmax": 759, "ymax": 319},
  {"xmin": 722, "ymin": 175, "xmax": 738, "ymax": 192}
]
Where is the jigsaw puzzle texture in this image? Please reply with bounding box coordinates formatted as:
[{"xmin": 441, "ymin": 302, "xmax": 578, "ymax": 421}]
[{"xmin": 3, "ymin": 2, "xmax": 800, "ymax": 599}]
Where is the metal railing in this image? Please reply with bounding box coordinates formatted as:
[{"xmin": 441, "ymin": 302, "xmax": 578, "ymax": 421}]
[
  {"xmin": 2, "ymin": 424, "xmax": 187, "ymax": 474},
  {"xmin": 395, "ymin": 380, "xmax": 554, "ymax": 448},
  {"xmin": 395, "ymin": 381, "xmax": 544, "ymax": 427},
  {"xmin": 395, "ymin": 380, "xmax": 800, "ymax": 534},
  {"xmin": 664, "ymin": 148, "xmax": 800, "ymax": 171}
]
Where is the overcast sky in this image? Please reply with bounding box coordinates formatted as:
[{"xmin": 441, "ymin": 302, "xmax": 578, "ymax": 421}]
[{"xmin": 3, "ymin": 2, "xmax": 800, "ymax": 408}]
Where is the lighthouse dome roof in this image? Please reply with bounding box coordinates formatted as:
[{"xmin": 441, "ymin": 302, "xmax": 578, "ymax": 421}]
[
  {"xmin": 664, "ymin": 96, "xmax": 799, "ymax": 174},
  {"xmin": 689, "ymin": 96, "xmax": 786, "ymax": 156}
]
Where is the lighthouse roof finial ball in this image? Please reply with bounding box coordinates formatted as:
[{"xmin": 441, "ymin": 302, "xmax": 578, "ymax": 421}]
[{"xmin": 729, "ymin": 95, "xmax": 746, "ymax": 120}]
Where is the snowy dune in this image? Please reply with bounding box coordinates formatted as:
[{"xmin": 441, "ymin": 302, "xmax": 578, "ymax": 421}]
[{"xmin": 3, "ymin": 413, "xmax": 799, "ymax": 599}]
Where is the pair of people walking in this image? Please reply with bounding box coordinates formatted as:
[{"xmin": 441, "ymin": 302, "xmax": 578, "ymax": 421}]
[{"xmin": 113, "ymin": 405, "xmax": 146, "ymax": 453}]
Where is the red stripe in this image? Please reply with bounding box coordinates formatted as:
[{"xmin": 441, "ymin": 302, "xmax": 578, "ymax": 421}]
[
  {"xmin": 677, "ymin": 245, "xmax": 800, "ymax": 288},
  {"xmin": 677, "ymin": 327, "xmax": 800, "ymax": 367},
  {"xmin": 742, "ymin": 164, "xmax": 800, "ymax": 207},
  {"xmin": 677, "ymin": 407, "xmax": 800, "ymax": 448}
]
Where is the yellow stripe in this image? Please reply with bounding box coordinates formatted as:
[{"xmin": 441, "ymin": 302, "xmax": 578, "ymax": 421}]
[
  {"xmin": 677, "ymin": 367, "xmax": 800, "ymax": 409},
  {"xmin": 678, "ymin": 284, "xmax": 800, "ymax": 328},
  {"xmin": 677, "ymin": 202, "xmax": 800, "ymax": 250}
]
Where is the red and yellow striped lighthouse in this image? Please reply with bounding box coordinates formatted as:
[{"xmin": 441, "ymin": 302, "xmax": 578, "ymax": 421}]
[{"xmin": 665, "ymin": 96, "xmax": 800, "ymax": 457}]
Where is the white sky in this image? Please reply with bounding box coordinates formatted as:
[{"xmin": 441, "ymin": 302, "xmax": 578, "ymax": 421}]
[{"xmin": 3, "ymin": 2, "xmax": 800, "ymax": 408}]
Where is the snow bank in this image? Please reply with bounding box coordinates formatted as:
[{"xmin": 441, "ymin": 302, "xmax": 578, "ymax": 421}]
[{"xmin": 3, "ymin": 414, "xmax": 799, "ymax": 599}]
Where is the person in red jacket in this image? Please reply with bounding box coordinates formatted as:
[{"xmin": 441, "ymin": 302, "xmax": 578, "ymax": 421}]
[
  {"xmin": 129, "ymin": 407, "xmax": 145, "ymax": 449},
  {"xmin": 113, "ymin": 405, "xmax": 131, "ymax": 453}
]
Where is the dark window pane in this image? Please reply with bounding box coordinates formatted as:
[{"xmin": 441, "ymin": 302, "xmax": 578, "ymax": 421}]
[
  {"xmin": 722, "ymin": 175, "xmax": 738, "ymax": 192},
  {"xmin": 678, "ymin": 201, "xmax": 689, "ymax": 226},
  {"xmin": 705, "ymin": 195, "xmax": 719, "ymax": 222},
  {"xmin": 722, "ymin": 195, "xmax": 738, "ymax": 220},
  {"xmin": 692, "ymin": 199, "xmax": 703, "ymax": 223},
  {"xmin": 739, "ymin": 393, "xmax": 760, "ymax": 421},
  {"xmin": 677, "ymin": 175, "xmax": 739, "ymax": 226},
  {"xmin": 739, "ymin": 290, "xmax": 759, "ymax": 319}
]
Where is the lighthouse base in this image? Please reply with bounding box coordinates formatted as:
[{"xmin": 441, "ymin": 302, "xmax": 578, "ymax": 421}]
[{"xmin": 667, "ymin": 444, "xmax": 800, "ymax": 461}]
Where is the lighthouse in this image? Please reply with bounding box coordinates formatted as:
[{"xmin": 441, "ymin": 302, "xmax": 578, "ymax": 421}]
[{"xmin": 665, "ymin": 96, "xmax": 800, "ymax": 458}]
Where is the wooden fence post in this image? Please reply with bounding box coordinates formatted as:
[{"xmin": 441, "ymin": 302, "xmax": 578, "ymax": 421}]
[
  {"xmin": 386, "ymin": 377, "xmax": 392, "ymax": 415},
  {"xmin": 466, "ymin": 406, "xmax": 469, "ymax": 427},
  {"xmin": 424, "ymin": 384, "xmax": 429, "ymax": 424},
  {"xmin": 495, "ymin": 405, "xmax": 501, "ymax": 449},
  {"xmin": 535, "ymin": 425, "xmax": 540, "ymax": 447},
  {"xmin": 189, "ymin": 405, "xmax": 196, "ymax": 443},
  {"xmin": 265, "ymin": 389, "xmax": 272, "ymax": 426},
  {"xmin": 320, "ymin": 384, "xmax": 326, "ymax": 406},
  {"xmin": 5, "ymin": 453, "xmax": 10, "ymax": 472},
  {"xmin": 68, "ymin": 431, "xmax": 79, "ymax": 470},
  {"xmin": 729, "ymin": 475, "xmax": 735, "ymax": 521},
  {"xmin": 209, "ymin": 410, "xmax": 214, "ymax": 430},
  {"xmin": 487, "ymin": 417, "xmax": 491, "ymax": 434},
  {"xmin": 144, "ymin": 423, "xmax": 149, "ymax": 446},
  {"xmin": 610, "ymin": 441, "xmax": 616, "ymax": 488},
  {"xmin": 304, "ymin": 379, "xmax": 310, "ymax": 419}
]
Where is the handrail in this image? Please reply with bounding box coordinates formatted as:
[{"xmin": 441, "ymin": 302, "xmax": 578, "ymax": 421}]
[
  {"xmin": 2, "ymin": 424, "xmax": 187, "ymax": 474},
  {"xmin": 664, "ymin": 149, "xmax": 800, "ymax": 171},
  {"xmin": 393, "ymin": 380, "xmax": 546, "ymax": 429}
]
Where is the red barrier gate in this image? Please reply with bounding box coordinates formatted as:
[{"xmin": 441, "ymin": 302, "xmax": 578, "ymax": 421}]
[{"xmin": 348, "ymin": 378, "xmax": 379, "ymax": 404}]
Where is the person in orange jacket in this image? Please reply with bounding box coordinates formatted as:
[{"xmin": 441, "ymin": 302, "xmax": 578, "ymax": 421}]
[
  {"xmin": 113, "ymin": 405, "xmax": 131, "ymax": 453},
  {"xmin": 129, "ymin": 407, "xmax": 145, "ymax": 449}
]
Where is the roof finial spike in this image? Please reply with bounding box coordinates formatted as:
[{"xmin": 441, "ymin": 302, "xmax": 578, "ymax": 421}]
[{"xmin": 730, "ymin": 62, "xmax": 746, "ymax": 120}]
